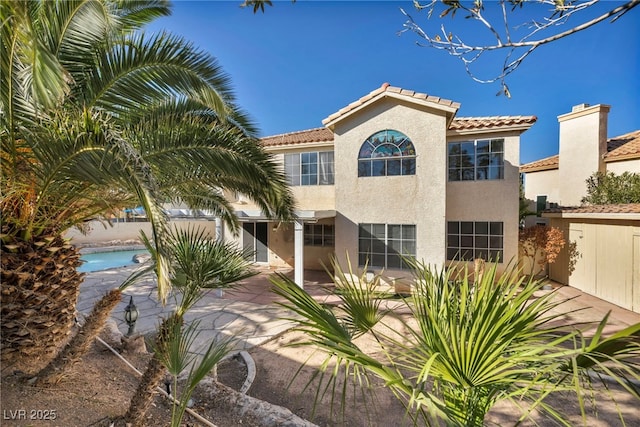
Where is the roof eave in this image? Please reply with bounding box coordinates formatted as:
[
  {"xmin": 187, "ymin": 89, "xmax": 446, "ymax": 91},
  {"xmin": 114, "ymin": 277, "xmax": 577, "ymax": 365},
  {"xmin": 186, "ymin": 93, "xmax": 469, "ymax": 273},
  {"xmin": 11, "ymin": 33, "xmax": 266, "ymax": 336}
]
[
  {"xmin": 543, "ymin": 212, "xmax": 640, "ymax": 220},
  {"xmin": 322, "ymin": 91, "xmax": 460, "ymax": 130},
  {"xmin": 520, "ymin": 164, "xmax": 559, "ymax": 173},
  {"xmin": 603, "ymin": 153, "xmax": 640, "ymax": 163},
  {"xmin": 264, "ymin": 140, "xmax": 334, "ymax": 152},
  {"xmin": 447, "ymin": 123, "xmax": 535, "ymax": 137}
]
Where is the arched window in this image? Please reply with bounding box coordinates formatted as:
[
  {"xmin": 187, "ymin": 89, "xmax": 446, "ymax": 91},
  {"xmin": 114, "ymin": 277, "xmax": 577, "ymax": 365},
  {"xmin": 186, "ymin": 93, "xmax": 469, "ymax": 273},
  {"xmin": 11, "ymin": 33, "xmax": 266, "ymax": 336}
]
[{"xmin": 357, "ymin": 130, "xmax": 416, "ymax": 177}]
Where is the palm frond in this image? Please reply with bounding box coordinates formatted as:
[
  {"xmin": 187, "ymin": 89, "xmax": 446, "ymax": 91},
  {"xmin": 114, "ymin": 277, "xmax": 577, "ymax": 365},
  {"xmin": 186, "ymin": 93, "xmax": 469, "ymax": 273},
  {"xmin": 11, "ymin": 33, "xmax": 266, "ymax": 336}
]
[
  {"xmin": 329, "ymin": 255, "xmax": 388, "ymax": 339},
  {"xmin": 128, "ymin": 112, "xmax": 295, "ymax": 225},
  {"xmin": 1, "ymin": 1, "xmax": 68, "ymax": 114},
  {"xmin": 110, "ymin": 0, "xmax": 171, "ymax": 33},
  {"xmin": 84, "ymin": 31, "xmax": 234, "ymax": 122},
  {"xmin": 157, "ymin": 224, "xmax": 256, "ymax": 314}
]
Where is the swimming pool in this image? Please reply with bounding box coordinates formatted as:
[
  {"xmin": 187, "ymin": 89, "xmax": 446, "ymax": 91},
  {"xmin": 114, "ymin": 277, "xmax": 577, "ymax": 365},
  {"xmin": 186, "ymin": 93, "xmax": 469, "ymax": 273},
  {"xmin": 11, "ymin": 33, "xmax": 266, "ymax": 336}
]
[{"xmin": 79, "ymin": 249, "xmax": 150, "ymax": 273}]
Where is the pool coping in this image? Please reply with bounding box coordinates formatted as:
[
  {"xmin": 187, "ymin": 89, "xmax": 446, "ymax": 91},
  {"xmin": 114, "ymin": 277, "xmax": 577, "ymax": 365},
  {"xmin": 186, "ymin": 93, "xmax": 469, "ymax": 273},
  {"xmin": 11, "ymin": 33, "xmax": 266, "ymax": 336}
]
[{"xmin": 79, "ymin": 245, "xmax": 147, "ymax": 254}]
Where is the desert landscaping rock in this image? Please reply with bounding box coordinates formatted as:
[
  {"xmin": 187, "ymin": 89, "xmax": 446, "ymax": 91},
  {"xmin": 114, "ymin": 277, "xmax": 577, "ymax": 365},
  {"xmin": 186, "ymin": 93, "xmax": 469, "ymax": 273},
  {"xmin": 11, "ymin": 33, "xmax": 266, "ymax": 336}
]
[
  {"xmin": 196, "ymin": 378, "xmax": 319, "ymax": 427},
  {"xmin": 99, "ymin": 318, "xmax": 125, "ymax": 349},
  {"xmin": 122, "ymin": 334, "xmax": 148, "ymax": 355}
]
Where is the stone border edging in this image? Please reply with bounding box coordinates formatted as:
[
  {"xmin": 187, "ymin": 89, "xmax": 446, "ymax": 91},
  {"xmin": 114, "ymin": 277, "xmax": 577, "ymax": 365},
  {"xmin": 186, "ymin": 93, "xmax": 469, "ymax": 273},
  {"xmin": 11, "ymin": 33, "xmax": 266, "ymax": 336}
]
[
  {"xmin": 197, "ymin": 377, "xmax": 319, "ymax": 427},
  {"xmin": 96, "ymin": 328, "xmax": 316, "ymax": 426},
  {"xmin": 239, "ymin": 350, "xmax": 256, "ymax": 394}
]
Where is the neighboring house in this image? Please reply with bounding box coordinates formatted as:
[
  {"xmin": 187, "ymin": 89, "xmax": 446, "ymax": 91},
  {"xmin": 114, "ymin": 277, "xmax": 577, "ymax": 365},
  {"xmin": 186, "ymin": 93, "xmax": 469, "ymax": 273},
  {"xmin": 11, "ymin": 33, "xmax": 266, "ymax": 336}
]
[
  {"xmin": 221, "ymin": 83, "xmax": 536, "ymax": 286},
  {"xmin": 521, "ymin": 104, "xmax": 640, "ymax": 216},
  {"xmin": 520, "ymin": 104, "xmax": 640, "ymax": 313}
]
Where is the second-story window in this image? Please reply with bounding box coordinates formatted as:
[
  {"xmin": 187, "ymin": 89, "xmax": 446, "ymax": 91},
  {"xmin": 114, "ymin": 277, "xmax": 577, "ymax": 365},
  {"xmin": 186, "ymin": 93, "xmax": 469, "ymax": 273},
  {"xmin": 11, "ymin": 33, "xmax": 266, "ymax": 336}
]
[
  {"xmin": 448, "ymin": 139, "xmax": 504, "ymax": 181},
  {"xmin": 358, "ymin": 130, "xmax": 416, "ymax": 177},
  {"xmin": 285, "ymin": 151, "xmax": 334, "ymax": 186}
]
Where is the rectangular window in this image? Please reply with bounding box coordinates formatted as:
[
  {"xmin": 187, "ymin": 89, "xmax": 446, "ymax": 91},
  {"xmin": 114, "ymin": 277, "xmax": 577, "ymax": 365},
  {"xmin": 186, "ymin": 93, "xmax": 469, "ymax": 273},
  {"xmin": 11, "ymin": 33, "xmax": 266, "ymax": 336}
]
[
  {"xmin": 446, "ymin": 221, "xmax": 503, "ymax": 262},
  {"xmin": 303, "ymin": 224, "xmax": 334, "ymax": 246},
  {"xmin": 358, "ymin": 157, "xmax": 416, "ymax": 177},
  {"xmin": 285, "ymin": 151, "xmax": 334, "ymax": 186},
  {"xmin": 448, "ymin": 139, "xmax": 504, "ymax": 181},
  {"xmin": 358, "ymin": 224, "xmax": 416, "ymax": 269}
]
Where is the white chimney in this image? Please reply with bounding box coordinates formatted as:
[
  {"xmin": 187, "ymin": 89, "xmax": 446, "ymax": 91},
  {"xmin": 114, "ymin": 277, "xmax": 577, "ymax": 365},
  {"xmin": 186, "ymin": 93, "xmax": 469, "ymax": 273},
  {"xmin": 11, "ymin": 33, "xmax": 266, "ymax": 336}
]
[{"xmin": 557, "ymin": 104, "xmax": 610, "ymax": 206}]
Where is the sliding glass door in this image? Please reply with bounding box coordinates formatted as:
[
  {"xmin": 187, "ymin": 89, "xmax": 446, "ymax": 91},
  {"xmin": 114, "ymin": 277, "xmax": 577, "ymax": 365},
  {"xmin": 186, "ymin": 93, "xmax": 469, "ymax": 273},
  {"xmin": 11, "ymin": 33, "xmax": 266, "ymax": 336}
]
[{"xmin": 242, "ymin": 222, "xmax": 268, "ymax": 263}]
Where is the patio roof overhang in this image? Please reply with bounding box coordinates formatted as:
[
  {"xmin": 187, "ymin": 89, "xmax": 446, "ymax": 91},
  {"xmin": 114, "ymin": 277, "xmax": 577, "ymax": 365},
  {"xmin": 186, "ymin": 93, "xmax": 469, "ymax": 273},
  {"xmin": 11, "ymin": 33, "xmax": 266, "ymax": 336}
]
[{"xmin": 235, "ymin": 209, "xmax": 336, "ymax": 222}]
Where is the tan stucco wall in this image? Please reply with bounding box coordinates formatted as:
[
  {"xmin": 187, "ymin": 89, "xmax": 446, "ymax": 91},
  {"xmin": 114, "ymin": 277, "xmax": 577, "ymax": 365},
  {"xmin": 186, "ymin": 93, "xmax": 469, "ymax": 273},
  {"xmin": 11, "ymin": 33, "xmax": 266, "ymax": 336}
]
[
  {"xmin": 65, "ymin": 219, "xmax": 218, "ymax": 246},
  {"xmin": 446, "ymin": 132, "xmax": 521, "ymax": 270},
  {"xmin": 606, "ymin": 158, "xmax": 640, "ymax": 175},
  {"xmin": 290, "ymin": 186, "xmax": 335, "ymax": 211},
  {"xmin": 332, "ymin": 98, "xmax": 449, "ymax": 277},
  {"xmin": 523, "ymin": 169, "xmax": 560, "ymax": 206},
  {"xmin": 228, "ymin": 186, "xmax": 335, "ymax": 212},
  {"xmin": 557, "ymin": 105, "xmax": 609, "ymax": 206},
  {"xmin": 264, "ymin": 222, "xmax": 293, "ymax": 268}
]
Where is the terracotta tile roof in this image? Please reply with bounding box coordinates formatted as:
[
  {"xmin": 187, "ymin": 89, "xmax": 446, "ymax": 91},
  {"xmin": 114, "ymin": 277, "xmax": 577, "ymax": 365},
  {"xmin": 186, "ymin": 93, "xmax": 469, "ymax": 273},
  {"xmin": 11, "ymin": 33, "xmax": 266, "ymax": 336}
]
[
  {"xmin": 544, "ymin": 203, "xmax": 640, "ymax": 214},
  {"xmin": 261, "ymin": 116, "xmax": 538, "ymax": 148},
  {"xmin": 519, "ymin": 155, "xmax": 559, "ymax": 173},
  {"xmin": 261, "ymin": 127, "xmax": 334, "ymax": 148},
  {"xmin": 449, "ymin": 116, "xmax": 537, "ymax": 131},
  {"xmin": 322, "ymin": 83, "xmax": 460, "ymax": 126},
  {"xmin": 604, "ymin": 129, "xmax": 640, "ymax": 162}
]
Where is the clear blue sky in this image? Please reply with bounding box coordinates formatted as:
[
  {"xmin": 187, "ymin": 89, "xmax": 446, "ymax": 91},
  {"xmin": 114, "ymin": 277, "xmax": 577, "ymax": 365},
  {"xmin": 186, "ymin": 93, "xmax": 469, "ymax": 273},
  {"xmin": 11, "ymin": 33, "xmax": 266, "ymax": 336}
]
[{"xmin": 147, "ymin": 1, "xmax": 639, "ymax": 164}]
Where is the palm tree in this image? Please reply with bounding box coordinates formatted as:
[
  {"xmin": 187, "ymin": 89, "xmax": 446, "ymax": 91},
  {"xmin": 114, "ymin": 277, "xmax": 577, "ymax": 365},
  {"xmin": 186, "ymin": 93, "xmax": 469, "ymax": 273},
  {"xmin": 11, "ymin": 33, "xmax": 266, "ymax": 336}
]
[
  {"xmin": 271, "ymin": 259, "xmax": 640, "ymax": 426},
  {"xmin": 123, "ymin": 225, "xmax": 257, "ymax": 427},
  {"xmin": 1, "ymin": 0, "xmax": 294, "ymax": 370}
]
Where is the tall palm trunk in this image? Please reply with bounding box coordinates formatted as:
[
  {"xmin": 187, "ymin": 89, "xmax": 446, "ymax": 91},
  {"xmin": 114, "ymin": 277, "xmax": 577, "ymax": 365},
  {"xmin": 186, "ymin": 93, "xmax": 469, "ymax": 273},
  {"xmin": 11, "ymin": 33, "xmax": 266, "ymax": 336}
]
[
  {"xmin": 124, "ymin": 314, "xmax": 181, "ymax": 427},
  {"xmin": 0, "ymin": 233, "xmax": 84, "ymax": 371},
  {"xmin": 36, "ymin": 289, "xmax": 123, "ymax": 385}
]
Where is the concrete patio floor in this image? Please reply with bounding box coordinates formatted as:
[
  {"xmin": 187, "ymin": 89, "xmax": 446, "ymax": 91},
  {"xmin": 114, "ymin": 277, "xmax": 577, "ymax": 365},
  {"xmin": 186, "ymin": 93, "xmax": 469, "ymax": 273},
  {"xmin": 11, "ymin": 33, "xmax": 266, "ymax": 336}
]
[
  {"xmin": 77, "ymin": 267, "xmax": 340, "ymax": 355},
  {"xmin": 77, "ymin": 265, "xmax": 640, "ymax": 357}
]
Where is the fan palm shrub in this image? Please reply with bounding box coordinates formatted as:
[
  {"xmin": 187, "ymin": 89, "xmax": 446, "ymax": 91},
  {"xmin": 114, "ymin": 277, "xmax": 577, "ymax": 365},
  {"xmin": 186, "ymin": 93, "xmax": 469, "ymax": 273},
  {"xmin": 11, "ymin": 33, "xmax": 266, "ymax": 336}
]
[
  {"xmin": 123, "ymin": 225, "xmax": 257, "ymax": 426},
  {"xmin": 1, "ymin": 0, "xmax": 293, "ymax": 368},
  {"xmin": 155, "ymin": 318, "xmax": 235, "ymax": 427},
  {"xmin": 271, "ymin": 259, "xmax": 640, "ymax": 426}
]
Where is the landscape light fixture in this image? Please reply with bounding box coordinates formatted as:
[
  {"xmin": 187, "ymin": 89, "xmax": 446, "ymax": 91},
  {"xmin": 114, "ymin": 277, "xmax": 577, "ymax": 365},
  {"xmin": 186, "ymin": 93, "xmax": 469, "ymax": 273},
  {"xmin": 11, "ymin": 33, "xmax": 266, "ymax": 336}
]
[{"xmin": 124, "ymin": 295, "xmax": 139, "ymax": 336}]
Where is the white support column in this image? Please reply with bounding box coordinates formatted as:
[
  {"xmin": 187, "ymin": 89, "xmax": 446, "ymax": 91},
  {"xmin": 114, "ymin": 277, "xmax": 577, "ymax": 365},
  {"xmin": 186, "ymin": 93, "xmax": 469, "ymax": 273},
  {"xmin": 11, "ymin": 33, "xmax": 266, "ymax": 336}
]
[{"xmin": 294, "ymin": 219, "xmax": 304, "ymax": 288}]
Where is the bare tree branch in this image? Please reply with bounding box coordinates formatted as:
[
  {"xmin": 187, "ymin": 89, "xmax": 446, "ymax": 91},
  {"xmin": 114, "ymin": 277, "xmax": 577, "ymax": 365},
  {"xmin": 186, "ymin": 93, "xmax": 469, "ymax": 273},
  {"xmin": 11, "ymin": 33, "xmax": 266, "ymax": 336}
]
[{"xmin": 399, "ymin": 0, "xmax": 640, "ymax": 96}]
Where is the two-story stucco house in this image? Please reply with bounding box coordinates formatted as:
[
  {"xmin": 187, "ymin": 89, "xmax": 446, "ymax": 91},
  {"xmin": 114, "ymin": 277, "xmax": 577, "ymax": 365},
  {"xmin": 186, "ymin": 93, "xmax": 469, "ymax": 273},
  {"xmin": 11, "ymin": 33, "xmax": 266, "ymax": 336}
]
[{"xmin": 218, "ymin": 83, "xmax": 536, "ymax": 286}]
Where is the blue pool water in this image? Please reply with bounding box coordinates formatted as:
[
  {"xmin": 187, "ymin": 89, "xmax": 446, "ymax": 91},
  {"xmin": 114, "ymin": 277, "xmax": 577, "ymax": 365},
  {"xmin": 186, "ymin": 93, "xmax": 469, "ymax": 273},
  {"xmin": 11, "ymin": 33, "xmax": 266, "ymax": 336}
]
[{"xmin": 79, "ymin": 250, "xmax": 149, "ymax": 273}]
